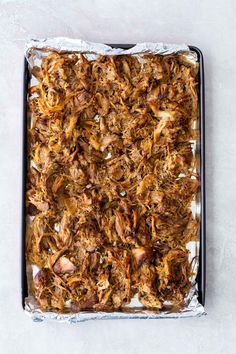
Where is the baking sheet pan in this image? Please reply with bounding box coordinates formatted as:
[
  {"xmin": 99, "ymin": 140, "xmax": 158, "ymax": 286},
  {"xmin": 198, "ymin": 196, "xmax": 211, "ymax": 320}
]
[{"xmin": 21, "ymin": 43, "xmax": 205, "ymax": 320}]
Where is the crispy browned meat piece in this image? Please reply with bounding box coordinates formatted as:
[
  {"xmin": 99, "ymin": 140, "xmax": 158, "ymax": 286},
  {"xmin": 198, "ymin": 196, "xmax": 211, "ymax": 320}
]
[{"xmin": 26, "ymin": 51, "xmax": 199, "ymax": 312}]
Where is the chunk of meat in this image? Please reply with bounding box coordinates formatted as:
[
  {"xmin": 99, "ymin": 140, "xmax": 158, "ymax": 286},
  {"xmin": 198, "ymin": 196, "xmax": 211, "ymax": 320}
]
[{"xmin": 53, "ymin": 256, "xmax": 77, "ymax": 274}]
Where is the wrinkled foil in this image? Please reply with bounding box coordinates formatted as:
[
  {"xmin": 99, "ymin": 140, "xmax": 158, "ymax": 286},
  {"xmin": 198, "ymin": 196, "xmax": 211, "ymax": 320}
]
[
  {"xmin": 24, "ymin": 38, "xmax": 204, "ymax": 322},
  {"xmin": 25, "ymin": 37, "xmax": 198, "ymax": 64},
  {"xmin": 25, "ymin": 292, "xmax": 205, "ymax": 323}
]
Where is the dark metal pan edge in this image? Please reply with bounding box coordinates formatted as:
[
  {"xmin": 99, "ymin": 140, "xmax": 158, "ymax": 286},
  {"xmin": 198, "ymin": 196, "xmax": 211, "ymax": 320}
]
[
  {"xmin": 189, "ymin": 46, "xmax": 206, "ymax": 306},
  {"xmin": 21, "ymin": 58, "xmax": 29, "ymax": 308}
]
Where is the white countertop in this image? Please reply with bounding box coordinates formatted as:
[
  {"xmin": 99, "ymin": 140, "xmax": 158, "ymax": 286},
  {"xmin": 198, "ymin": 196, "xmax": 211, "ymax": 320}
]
[{"xmin": 0, "ymin": 1, "xmax": 236, "ymax": 353}]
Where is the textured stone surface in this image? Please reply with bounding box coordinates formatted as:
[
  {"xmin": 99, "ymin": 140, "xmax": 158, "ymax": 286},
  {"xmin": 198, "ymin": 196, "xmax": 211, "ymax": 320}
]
[{"xmin": 0, "ymin": 1, "xmax": 236, "ymax": 353}]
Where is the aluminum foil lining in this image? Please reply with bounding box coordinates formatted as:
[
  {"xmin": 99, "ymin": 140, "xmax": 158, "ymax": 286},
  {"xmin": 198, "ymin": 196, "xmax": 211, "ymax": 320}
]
[
  {"xmin": 24, "ymin": 38, "xmax": 204, "ymax": 322},
  {"xmin": 25, "ymin": 290, "xmax": 205, "ymax": 323},
  {"xmin": 25, "ymin": 37, "xmax": 198, "ymax": 65}
]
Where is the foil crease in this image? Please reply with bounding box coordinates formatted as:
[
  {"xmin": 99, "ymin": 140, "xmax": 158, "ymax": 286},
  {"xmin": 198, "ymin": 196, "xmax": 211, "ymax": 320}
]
[{"xmin": 24, "ymin": 38, "xmax": 203, "ymax": 322}]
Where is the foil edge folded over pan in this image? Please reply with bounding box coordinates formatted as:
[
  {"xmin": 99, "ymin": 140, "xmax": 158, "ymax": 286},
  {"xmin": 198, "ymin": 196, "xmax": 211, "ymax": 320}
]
[{"xmin": 24, "ymin": 38, "xmax": 204, "ymax": 322}]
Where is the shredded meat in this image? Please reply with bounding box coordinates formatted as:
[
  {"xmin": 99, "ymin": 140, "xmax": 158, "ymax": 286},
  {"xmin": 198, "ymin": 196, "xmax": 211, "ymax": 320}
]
[{"xmin": 26, "ymin": 51, "xmax": 199, "ymax": 312}]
